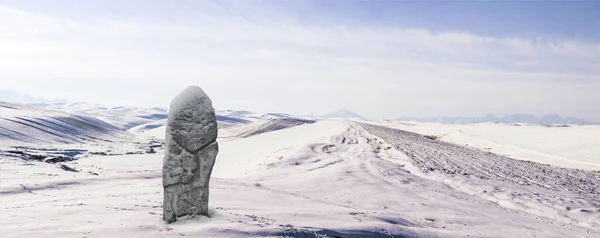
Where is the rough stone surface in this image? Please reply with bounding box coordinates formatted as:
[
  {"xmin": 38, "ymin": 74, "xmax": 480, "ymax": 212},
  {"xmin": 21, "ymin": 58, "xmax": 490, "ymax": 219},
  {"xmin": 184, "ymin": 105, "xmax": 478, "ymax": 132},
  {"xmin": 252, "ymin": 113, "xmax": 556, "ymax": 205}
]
[{"xmin": 163, "ymin": 86, "xmax": 218, "ymax": 224}]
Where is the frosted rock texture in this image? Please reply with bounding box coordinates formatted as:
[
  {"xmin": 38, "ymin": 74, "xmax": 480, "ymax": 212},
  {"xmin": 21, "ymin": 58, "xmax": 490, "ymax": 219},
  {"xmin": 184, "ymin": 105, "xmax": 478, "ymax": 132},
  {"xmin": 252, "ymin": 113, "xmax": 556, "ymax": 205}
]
[{"xmin": 163, "ymin": 86, "xmax": 218, "ymax": 224}]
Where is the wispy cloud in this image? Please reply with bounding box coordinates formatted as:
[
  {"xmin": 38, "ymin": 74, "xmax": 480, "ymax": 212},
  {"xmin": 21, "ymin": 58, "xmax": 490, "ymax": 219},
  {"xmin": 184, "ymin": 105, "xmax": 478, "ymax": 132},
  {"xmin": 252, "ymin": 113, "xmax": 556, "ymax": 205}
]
[{"xmin": 0, "ymin": 4, "xmax": 598, "ymax": 120}]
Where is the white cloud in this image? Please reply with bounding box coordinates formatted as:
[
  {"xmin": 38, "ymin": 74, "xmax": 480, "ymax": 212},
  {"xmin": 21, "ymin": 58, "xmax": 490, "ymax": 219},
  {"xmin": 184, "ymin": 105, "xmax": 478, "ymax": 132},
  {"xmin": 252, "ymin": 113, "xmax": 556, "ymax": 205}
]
[{"xmin": 0, "ymin": 5, "xmax": 598, "ymax": 121}]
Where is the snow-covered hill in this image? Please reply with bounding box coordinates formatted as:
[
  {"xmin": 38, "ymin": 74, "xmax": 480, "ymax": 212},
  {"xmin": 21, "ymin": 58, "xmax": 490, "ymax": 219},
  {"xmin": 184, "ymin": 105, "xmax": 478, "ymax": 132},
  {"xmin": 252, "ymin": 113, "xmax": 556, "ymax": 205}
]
[
  {"xmin": 397, "ymin": 113, "xmax": 595, "ymax": 125},
  {"xmin": 129, "ymin": 108, "xmax": 307, "ymax": 139},
  {"xmin": 35, "ymin": 102, "xmax": 168, "ymax": 130},
  {"xmin": 217, "ymin": 110, "xmax": 295, "ymax": 121},
  {"xmin": 127, "ymin": 119, "xmax": 168, "ymax": 134},
  {"xmin": 2, "ymin": 120, "xmax": 599, "ymax": 237},
  {"xmin": 138, "ymin": 117, "xmax": 315, "ymax": 141},
  {"xmin": 33, "ymin": 102, "xmax": 301, "ymax": 131},
  {"xmin": 0, "ymin": 102, "xmax": 130, "ymax": 146},
  {"xmin": 218, "ymin": 118, "xmax": 316, "ymax": 139},
  {"xmin": 375, "ymin": 120, "xmax": 600, "ymax": 171},
  {"xmin": 4, "ymin": 98, "xmax": 599, "ymax": 236}
]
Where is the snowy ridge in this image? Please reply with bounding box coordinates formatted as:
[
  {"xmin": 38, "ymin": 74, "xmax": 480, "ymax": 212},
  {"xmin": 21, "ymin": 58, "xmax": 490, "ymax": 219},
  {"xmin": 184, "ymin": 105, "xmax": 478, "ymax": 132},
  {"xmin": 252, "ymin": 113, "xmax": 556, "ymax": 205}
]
[
  {"xmin": 139, "ymin": 117, "xmax": 315, "ymax": 140},
  {"xmin": 217, "ymin": 110, "xmax": 295, "ymax": 122},
  {"xmin": 127, "ymin": 119, "xmax": 167, "ymax": 134},
  {"xmin": 219, "ymin": 118, "xmax": 316, "ymax": 139},
  {"xmin": 398, "ymin": 113, "xmax": 595, "ymax": 125},
  {"xmin": 36, "ymin": 102, "xmax": 168, "ymax": 130},
  {"xmin": 237, "ymin": 118, "xmax": 316, "ymax": 138},
  {"xmin": 376, "ymin": 121, "xmax": 600, "ymax": 171},
  {"xmin": 132, "ymin": 108, "xmax": 305, "ymax": 139},
  {"xmin": 0, "ymin": 102, "xmax": 130, "ymax": 146},
  {"xmin": 35, "ymin": 101, "xmax": 299, "ymax": 131}
]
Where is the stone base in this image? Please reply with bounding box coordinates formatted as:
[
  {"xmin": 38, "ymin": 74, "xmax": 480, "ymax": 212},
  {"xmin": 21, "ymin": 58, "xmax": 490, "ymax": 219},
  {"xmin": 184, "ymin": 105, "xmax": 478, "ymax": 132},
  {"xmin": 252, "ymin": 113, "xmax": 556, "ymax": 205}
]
[{"xmin": 163, "ymin": 141, "xmax": 218, "ymax": 223}]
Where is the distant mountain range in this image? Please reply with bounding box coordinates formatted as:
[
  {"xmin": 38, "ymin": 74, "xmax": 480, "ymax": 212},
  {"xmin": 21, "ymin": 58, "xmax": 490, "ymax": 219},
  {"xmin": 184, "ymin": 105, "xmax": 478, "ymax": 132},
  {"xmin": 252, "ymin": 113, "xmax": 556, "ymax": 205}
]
[
  {"xmin": 0, "ymin": 90, "xmax": 67, "ymax": 104},
  {"xmin": 397, "ymin": 113, "xmax": 595, "ymax": 125},
  {"xmin": 1, "ymin": 90, "xmax": 594, "ymax": 125},
  {"xmin": 322, "ymin": 108, "xmax": 364, "ymax": 119}
]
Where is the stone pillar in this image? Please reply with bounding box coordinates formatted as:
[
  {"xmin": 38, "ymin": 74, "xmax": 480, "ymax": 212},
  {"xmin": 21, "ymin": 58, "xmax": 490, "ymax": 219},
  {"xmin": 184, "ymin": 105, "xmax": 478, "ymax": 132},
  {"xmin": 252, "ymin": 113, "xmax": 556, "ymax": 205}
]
[{"xmin": 163, "ymin": 86, "xmax": 218, "ymax": 223}]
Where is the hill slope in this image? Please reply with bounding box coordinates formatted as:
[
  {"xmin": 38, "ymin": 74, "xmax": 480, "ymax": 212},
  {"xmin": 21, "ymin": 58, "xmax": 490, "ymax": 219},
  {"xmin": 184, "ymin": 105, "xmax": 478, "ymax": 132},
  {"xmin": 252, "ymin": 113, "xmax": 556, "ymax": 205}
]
[
  {"xmin": 397, "ymin": 113, "xmax": 595, "ymax": 125},
  {"xmin": 35, "ymin": 102, "xmax": 168, "ymax": 130},
  {"xmin": 0, "ymin": 102, "xmax": 130, "ymax": 146}
]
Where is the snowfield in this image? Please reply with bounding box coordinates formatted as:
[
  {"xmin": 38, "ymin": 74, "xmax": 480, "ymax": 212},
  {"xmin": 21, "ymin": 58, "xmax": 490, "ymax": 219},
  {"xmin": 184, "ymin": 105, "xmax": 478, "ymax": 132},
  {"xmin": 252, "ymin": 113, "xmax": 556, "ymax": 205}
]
[
  {"xmin": 360, "ymin": 123, "xmax": 600, "ymax": 229},
  {"xmin": 36, "ymin": 102, "xmax": 169, "ymax": 130},
  {"xmin": 380, "ymin": 121, "xmax": 600, "ymax": 171},
  {"xmin": 1, "ymin": 110, "xmax": 600, "ymax": 237},
  {"xmin": 0, "ymin": 102, "xmax": 131, "ymax": 147}
]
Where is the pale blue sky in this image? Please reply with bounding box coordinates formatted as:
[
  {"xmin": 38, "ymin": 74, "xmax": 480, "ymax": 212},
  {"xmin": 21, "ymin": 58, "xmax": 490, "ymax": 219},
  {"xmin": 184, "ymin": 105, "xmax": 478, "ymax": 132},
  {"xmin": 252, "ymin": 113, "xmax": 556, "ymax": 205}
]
[{"xmin": 1, "ymin": 1, "xmax": 599, "ymax": 121}]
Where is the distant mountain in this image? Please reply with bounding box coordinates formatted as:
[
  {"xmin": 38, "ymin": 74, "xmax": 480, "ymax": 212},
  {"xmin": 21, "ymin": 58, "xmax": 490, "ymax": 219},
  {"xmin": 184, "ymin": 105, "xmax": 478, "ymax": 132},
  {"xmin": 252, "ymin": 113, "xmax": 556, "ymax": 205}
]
[
  {"xmin": 0, "ymin": 90, "xmax": 67, "ymax": 104},
  {"xmin": 322, "ymin": 108, "xmax": 364, "ymax": 119},
  {"xmin": 480, "ymin": 113, "xmax": 499, "ymax": 123},
  {"xmin": 397, "ymin": 113, "xmax": 595, "ymax": 125},
  {"xmin": 501, "ymin": 114, "xmax": 539, "ymax": 124}
]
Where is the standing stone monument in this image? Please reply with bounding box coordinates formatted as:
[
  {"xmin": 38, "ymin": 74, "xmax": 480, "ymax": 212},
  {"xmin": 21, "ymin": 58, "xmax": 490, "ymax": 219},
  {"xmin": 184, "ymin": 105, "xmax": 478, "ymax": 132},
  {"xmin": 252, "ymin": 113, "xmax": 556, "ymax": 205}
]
[{"xmin": 163, "ymin": 86, "xmax": 218, "ymax": 223}]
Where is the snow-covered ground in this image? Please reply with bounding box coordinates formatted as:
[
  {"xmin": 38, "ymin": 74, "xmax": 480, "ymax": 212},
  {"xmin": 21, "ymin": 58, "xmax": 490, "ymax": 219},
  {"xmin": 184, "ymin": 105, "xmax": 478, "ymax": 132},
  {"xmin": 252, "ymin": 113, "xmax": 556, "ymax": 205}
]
[
  {"xmin": 33, "ymin": 101, "xmax": 168, "ymax": 130},
  {"xmin": 2, "ymin": 101, "xmax": 600, "ymax": 237},
  {"xmin": 377, "ymin": 121, "xmax": 600, "ymax": 171},
  {"xmin": 0, "ymin": 102, "xmax": 131, "ymax": 147},
  {"xmin": 361, "ymin": 123, "xmax": 599, "ymax": 230},
  {"xmin": 2, "ymin": 117, "xmax": 599, "ymax": 237}
]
